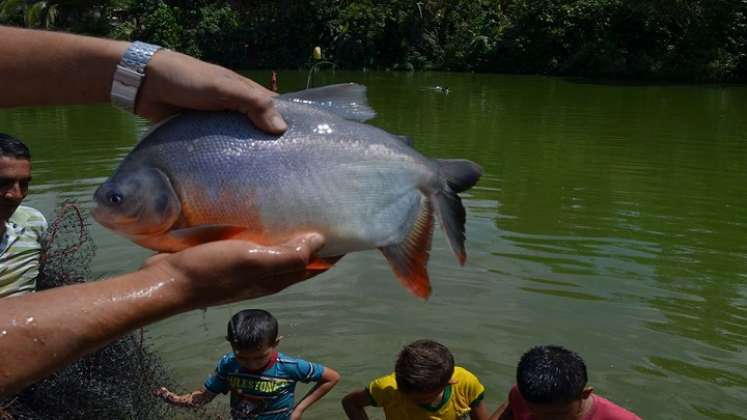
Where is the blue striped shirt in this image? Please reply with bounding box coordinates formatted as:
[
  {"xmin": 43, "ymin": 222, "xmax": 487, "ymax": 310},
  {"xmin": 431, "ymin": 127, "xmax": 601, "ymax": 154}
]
[{"xmin": 204, "ymin": 351, "xmax": 325, "ymax": 419}]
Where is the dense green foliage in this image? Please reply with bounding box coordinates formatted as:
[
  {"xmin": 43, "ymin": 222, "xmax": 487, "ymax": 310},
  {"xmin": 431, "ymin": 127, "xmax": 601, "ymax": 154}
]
[{"xmin": 1, "ymin": 0, "xmax": 746, "ymax": 81}]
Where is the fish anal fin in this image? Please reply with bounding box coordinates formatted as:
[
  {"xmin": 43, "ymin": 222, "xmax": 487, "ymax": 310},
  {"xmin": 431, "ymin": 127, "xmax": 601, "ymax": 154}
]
[
  {"xmin": 306, "ymin": 255, "xmax": 344, "ymax": 271},
  {"xmin": 380, "ymin": 199, "xmax": 434, "ymax": 299}
]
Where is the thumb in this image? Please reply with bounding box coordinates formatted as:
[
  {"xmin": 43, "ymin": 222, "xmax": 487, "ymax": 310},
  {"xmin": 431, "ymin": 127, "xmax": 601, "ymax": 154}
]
[
  {"xmin": 271, "ymin": 233, "xmax": 325, "ymax": 272},
  {"xmin": 142, "ymin": 252, "xmax": 172, "ymax": 268}
]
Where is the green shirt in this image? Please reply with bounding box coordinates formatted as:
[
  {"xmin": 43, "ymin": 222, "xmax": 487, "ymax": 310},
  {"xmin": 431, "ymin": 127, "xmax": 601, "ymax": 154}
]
[{"xmin": 0, "ymin": 206, "xmax": 47, "ymax": 298}]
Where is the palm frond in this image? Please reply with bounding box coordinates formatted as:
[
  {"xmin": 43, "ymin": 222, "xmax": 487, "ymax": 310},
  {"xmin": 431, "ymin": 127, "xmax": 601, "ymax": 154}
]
[
  {"xmin": 24, "ymin": 1, "xmax": 47, "ymax": 28},
  {"xmin": 0, "ymin": 0, "xmax": 27, "ymax": 20},
  {"xmin": 45, "ymin": 3, "xmax": 57, "ymax": 28}
]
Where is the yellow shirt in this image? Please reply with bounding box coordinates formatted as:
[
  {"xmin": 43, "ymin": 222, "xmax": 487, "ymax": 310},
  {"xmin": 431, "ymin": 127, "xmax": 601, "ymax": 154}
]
[{"xmin": 367, "ymin": 366, "xmax": 485, "ymax": 420}]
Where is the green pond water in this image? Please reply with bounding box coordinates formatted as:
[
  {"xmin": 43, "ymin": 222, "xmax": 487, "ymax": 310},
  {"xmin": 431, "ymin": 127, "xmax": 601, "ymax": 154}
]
[{"xmin": 1, "ymin": 70, "xmax": 746, "ymax": 419}]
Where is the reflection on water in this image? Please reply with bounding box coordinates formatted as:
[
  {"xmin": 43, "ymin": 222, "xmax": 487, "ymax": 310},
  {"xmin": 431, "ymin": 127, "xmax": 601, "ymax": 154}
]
[{"xmin": 1, "ymin": 71, "xmax": 746, "ymax": 419}]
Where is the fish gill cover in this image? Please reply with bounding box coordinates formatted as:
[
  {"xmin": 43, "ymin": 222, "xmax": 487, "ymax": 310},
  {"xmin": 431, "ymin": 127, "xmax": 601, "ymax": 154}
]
[{"xmin": 0, "ymin": 201, "xmax": 223, "ymax": 419}]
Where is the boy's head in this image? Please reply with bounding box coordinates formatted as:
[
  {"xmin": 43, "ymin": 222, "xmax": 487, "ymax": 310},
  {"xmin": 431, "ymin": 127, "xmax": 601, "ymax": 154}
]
[
  {"xmin": 226, "ymin": 309, "xmax": 280, "ymax": 371},
  {"xmin": 395, "ymin": 339, "xmax": 455, "ymax": 404},
  {"xmin": 516, "ymin": 345, "xmax": 593, "ymax": 420}
]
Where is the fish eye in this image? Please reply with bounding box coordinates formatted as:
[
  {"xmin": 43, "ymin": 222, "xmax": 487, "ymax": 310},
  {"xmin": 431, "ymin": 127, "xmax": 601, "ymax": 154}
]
[{"xmin": 107, "ymin": 192, "xmax": 124, "ymax": 205}]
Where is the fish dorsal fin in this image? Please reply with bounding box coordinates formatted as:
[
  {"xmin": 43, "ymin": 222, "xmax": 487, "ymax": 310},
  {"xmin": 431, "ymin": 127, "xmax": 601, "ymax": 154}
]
[
  {"xmin": 137, "ymin": 113, "xmax": 181, "ymax": 144},
  {"xmin": 279, "ymin": 83, "xmax": 376, "ymax": 122}
]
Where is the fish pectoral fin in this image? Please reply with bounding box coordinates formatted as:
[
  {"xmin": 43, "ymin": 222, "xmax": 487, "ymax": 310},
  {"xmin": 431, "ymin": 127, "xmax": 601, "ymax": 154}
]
[
  {"xmin": 169, "ymin": 225, "xmax": 250, "ymax": 246},
  {"xmin": 279, "ymin": 83, "xmax": 376, "ymax": 122},
  {"xmin": 306, "ymin": 255, "xmax": 345, "ymax": 271},
  {"xmin": 379, "ymin": 198, "xmax": 434, "ymax": 299}
]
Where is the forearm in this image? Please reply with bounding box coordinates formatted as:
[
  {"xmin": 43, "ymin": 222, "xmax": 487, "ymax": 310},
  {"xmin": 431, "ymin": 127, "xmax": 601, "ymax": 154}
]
[
  {"xmin": 489, "ymin": 401, "xmax": 511, "ymax": 420},
  {"xmin": 0, "ymin": 235, "xmax": 323, "ymax": 398},
  {"xmin": 0, "ymin": 26, "xmax": 126, "ymax": 108},
  {"xmin": 470, "ymin": 401, "xmax": 490, "ymax": 420},
  {"xmin": 0, "ymin": 264, "xmax": 191, "ymax": 396},
  {"xmin": 294, "ymin": 381, "xmax": 337, "ymax": 414},
  {"xmin": 342, "ymin": 400, "xmax": 369, "ymax": 420},
  {"xmin": 162, "ymin": 388, "xmax": 216, "ymax": 407}
]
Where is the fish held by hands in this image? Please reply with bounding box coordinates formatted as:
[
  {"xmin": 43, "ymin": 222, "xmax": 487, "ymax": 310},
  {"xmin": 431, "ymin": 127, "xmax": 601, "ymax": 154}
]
[{"xmin": 92, "ymin": 83, "xmax": 481, "ymax": 298}]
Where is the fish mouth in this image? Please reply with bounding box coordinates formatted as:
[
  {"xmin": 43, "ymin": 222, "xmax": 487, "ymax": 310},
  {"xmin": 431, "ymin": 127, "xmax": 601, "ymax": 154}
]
[
  {"xmin": 90, "ymin": 205, "xmax": 139, "ymax": 229},
  {"xmin": 91, "ymin": 205, "xmax": 170, "ymax": 236}
]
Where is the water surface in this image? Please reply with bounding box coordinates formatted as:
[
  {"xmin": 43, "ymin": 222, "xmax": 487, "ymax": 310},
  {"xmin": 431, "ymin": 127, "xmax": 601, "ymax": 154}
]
[{"xmin": 2, "ymin": 71, "xmax": 746, "ymax": 419}]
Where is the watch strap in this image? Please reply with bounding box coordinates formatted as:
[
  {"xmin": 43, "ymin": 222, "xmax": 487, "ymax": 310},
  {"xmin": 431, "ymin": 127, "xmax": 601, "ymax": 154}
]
[{"xmin": 110, "ymin": 41, "xmax": 162, "ymax": 113}]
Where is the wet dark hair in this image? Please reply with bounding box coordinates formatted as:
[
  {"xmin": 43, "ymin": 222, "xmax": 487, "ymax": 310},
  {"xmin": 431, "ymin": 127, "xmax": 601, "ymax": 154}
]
[
  {"xmin": 395, "ymin": 339, "xmax": 455, "ymax": 394},
  {"xmin": 226, "ymin": 309, "xmax": 278, "ymax": 350},
  {"xmin": 517, "ymin": 345, "xmax": 588, "ymax": 404},
  {"xmin": 0, "ymin": 133, "xmax": 31, "ymax": 159}
]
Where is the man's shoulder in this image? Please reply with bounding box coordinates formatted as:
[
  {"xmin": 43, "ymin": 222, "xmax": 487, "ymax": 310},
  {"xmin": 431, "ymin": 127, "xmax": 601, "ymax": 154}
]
[
  {"xmin": 215, "ymin": 352, "xmax": 240, "ymax": 370},
  {"xmin": 368, "ymin": 372, "xmax": 397, "ymax": 391},
  {"xmin": 10, "ymin": 206, "xmax": 47, "ymax": 229},
  {"xmin": 276, "ymin": 352, "xmax": 310, "ymax": 365},
  {"xmin": 591, "ymin": 395, "xmax": 642, "ymax": 420},
  {"xmin": 367, "ymin": 372, "xmax": 399, "ymax": 406}
]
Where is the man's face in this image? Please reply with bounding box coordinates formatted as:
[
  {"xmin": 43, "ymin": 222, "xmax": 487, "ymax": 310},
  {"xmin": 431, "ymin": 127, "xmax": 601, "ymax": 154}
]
[
  {"xmin": 233, "ymin": 343, "xmax": 276, "ymax": 371},
  {"xmin": 0, "ymin": 156, "xmax": 31, "ymax": 222},
  {"xmin": 525, "ymin": 400, "xmax": 584, "ymax": 420}
]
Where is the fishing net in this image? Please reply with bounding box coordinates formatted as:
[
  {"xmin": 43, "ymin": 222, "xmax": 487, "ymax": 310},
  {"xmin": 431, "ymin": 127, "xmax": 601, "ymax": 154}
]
[
  {"xmin": 38, "ymin": 201, "xmax": 96, "ymax": 289},
  {"xmin": 0, "ymin": 201, "xmax": 223, "ymax": 420}
]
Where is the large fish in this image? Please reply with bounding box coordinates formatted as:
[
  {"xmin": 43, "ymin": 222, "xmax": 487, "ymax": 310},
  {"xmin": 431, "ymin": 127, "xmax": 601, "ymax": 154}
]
[{"xmin": 92, "ymin": 84, "xmax": 481, "ymax": 298}]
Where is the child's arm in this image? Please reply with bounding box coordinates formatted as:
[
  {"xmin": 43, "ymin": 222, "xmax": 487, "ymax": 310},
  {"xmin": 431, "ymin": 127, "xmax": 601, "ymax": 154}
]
[
  {"xmin": 290, "ymin": 367, "xmax": 341, "ymax": 420},
  {"xmin": 341, "ymin": 388, "xmax": 374, "ymax": 420},
  {"xmin": 153, "ymin": 386, "xmax": 217, "ymax": 408},
  {"xmin": 488, "ymin": 400, "xmax": 512, "ymax": 420},
  {"xmin": 470, "ymin": 400, "xmax": 491, "ymax": 420}
]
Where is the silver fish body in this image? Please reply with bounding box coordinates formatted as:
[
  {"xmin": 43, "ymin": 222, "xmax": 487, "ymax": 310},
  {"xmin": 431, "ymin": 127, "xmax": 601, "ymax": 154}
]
[{"xmin": 93, "ymin": 84, "xmax": 481, "ymax": 297}]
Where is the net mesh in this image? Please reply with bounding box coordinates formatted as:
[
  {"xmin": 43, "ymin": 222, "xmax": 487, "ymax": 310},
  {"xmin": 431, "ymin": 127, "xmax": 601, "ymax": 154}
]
[{"xmin": 0, "ymin": 201, "xmax": 224, "ymax": 419}]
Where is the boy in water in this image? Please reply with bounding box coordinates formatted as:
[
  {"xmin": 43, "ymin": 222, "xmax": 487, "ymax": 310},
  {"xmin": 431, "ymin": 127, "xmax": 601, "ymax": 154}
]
[
  {"xmin": 155, "ymin": 309, "xmax": 340, "ymax": 419},
  {"xmin": 491, "ymin": 345, "xmax": 641, "ymax": 420},
  {"xmin": 342, "ymin": 339, "xmax": 490, "ymax": 419}
]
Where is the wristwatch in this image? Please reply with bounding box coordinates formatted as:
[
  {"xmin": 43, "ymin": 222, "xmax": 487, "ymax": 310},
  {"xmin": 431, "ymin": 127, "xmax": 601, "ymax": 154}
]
[{"xmin": 110, "ymin": 41, "xmax": 163, "ymax": 113}]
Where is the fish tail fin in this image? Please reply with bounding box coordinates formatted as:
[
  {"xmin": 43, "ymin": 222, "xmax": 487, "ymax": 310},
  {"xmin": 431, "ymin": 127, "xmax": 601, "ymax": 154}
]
[
  {"xmin": 437, "ymin": 159, "xmax": 482, "ymax": 193},
  {"xmin": 379, "ymin": 198, "xmax": 434, "ymax": 299},
  {"xmin": 434, "ymin": 159, "xmax": 482, "ymax": 265}
]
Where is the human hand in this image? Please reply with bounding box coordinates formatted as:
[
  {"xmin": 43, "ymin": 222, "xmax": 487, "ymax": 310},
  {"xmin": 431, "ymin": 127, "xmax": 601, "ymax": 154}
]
[
  {"xmin": 290, "ymin": 409, "xmax": 303, "ymax": 420},
  {"xmin": 136, "ymin": 49, "xmax": 287, "ymax": 134},
  {"xmin": 153, "ymin": 387, "xmax": 189, "ymax": 406},
  {"xmin": 142, "ymin": 233, "xmax": 326, "ymax": 309}
]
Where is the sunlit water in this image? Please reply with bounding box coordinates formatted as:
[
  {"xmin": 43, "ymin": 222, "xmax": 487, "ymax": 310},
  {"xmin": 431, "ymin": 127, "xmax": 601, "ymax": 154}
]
[{"xmin": 2, "ymin": 71, "xmax": 746, "ymax": 419}]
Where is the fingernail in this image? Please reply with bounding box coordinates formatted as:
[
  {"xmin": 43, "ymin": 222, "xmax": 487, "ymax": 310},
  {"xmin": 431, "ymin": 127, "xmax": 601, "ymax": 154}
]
[
  {"xmin": 271, "ymin": 114, "xmax": 287, "ymax": 132},
  {"xmin": 304, "ymin": 233, "xmax": 324, "ymax": 250}
]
